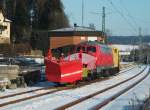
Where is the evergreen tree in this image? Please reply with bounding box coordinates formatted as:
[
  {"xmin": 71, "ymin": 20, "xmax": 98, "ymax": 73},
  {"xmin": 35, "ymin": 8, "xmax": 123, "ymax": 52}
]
[
  {"xmin": 0, "ymin": 0, "xmax": 5, "ymax": 10},
  {"xmin": 5, "ymin": 0, "xmax": 14, "ymax": 20},
  {"xmin": 14, "ymin": 0, "xmax": 29, "ymax": 26},
  {"xmin": 3, "ymin": 0, "xmax": 70, "ymax": 47},
  {"xmin": 38, "ymin": 0, "xmax": 69, "ymax": 30},
  {"xmin": 13, "ymin": 0, "xmax": 30, "ymax": 42}
]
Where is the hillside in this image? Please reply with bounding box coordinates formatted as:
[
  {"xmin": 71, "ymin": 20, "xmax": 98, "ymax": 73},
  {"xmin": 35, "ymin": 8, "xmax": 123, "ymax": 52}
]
[{"xmin": 107, "ymin": 36, "xmax": 150, "ymax": 45}]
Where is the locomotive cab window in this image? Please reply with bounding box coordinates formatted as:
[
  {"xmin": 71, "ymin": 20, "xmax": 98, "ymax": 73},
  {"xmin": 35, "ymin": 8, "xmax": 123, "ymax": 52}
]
[
  {"xmin": 87, "ymin": 46, "xmax": 96, "ymax": 53},
  {"xmin": 101, "ymin": 46, "xmax": 112, "ymax": 54},
  {"xmin": 76, "ymin": 46, "xmax": 86, "ymax": 52}
]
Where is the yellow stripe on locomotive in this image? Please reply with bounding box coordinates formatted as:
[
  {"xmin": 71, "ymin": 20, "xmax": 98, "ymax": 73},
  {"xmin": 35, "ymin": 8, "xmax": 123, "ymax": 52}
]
[{"xmin": 111, "ymin": 46, "xmax": 120, "ymax": 72}]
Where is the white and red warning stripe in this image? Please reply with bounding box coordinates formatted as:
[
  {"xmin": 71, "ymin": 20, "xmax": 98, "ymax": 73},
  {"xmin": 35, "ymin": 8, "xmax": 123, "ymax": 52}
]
[{"xmin": 61, "ymin": 70, "xmax": 83, "ymax": 77}]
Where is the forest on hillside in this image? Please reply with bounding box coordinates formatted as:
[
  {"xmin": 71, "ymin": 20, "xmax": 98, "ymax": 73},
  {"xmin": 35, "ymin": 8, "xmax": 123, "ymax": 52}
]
[
  {"xmin": 107, "ymin": 36, "xmax": 150, "ymax": 45},
  {"xmin": 0, "ymin": 0, "xmax": 69, "ymax": 43}
]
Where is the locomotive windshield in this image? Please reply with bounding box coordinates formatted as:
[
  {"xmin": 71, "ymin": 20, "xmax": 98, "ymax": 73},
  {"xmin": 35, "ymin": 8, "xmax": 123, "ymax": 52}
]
[
  {"xmin": 76, "ymin": 46, "xmax": 96, "ymax": 53},
  {"xmin": 100, "ymin": 45, "xmax": 112, "ymax": 54},
  {"xmin": 87, "ymin": 46, "xmax": 96, "ymax": 53},
  {"xmin": 76, "ymin": 46, "xmax": 86, "ymax": 52}
]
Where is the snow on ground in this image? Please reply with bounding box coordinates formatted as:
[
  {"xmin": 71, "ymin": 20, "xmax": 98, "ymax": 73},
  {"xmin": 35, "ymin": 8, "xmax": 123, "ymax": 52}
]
[
  {"xmin": 120, "ymin": 62, "xmax": 132, "ymax": 65},
  {"xmin": 67, "ymin": 66, "xmax": 149, "ymax": 110},
  {"xmin": 0, "ymin": 87, "xmax": 41, "ymax": 96},
  {"xmin": 0, "ymin": 81, "xmax": 56, "ymax": 97},
  {"xmin": 0, "ymin": 66, "xmax": 145, "ymax": 110},
  {"xmin": 0, "ymin": 88, "xmax": 57, "ymax": 105},
  {"xmin": 101, "ymin": 66, "xmax": 150, "ymax": 110},
  {"xmin": 0, "ymin": 64, "xmax": 134, "ymax": 97}
]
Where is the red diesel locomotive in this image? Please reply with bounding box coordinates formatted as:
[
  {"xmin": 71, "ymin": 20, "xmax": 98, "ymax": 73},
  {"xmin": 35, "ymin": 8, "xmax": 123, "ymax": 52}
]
[{"xmin": 45, "ymin": 41, "xmax": 120, "ymax": 83}]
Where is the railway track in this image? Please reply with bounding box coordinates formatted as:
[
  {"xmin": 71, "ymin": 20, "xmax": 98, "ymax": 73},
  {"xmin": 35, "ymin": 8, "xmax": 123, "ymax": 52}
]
[
  {"xmin": 120, "ymin": 62, "xmax": 135, "ymax": 70},
  {"xmin": 0, "ymin": 86, "xmax": 70, "ymax": 107},
  {"xmin": 0, "ymin": 65, "xmax": 138, "ymax": 108},
  {"xmin": 115, "ymin": 65, "xmax": 137, "ymax": 75},
  {"xmin": 91, "ymin": 67, "xmax": 149, "ymax": 110},
  {"xmin": 0, "ymin": 86, "xmax": 56, "ymax": 99},
  {"xmin": 0, "ymin": 78, "xmax": 109, "ymax": 107},
  {"xmin": 0, "ymin": 64, "xmax": 136, "ymax": 99},
  {"xmin": 55, "ymin": 66, "xmax": 148, "ymax": 110}
]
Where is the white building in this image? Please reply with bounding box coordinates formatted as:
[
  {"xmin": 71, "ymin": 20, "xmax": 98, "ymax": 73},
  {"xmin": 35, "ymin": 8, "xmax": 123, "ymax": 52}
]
[
  {"xmin": 111, "ymin": 44, "xmax": 139, "ymax": 61},
  {"xmin": 0, "ymin": 9, "xmax": 11, "ymax": 44},
  {"xmin": 111, "ymin": 44, "xmax": 138, "ymax": 54}
]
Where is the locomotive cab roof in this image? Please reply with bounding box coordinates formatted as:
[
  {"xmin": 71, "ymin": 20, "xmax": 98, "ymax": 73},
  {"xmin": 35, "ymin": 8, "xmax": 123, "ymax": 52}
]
[{"xmin": 78, "ymin": 41, "xmax": 111, "ymax": 47}]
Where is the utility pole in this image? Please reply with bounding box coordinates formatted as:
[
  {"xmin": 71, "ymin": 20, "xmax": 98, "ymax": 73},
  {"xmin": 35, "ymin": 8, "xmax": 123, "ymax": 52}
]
[
  {"xmin": 102, "ymin": 6, "xmax": 106, "ymax": 43},
  {"xmin": 139, "ymin": 27, "xmax": 142, "ymax": 38},
  {"xmin": 82, "ymin": 0, "xmax": 84, "ymax": 26},
  {"xmin": 139, "ymin": 27, "xmax": 142, "ymax": 64}
]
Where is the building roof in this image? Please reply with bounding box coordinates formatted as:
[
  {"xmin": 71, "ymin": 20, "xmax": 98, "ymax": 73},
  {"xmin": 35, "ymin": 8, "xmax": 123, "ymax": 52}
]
[
  {"xmin": 0, "ymin": 6, "xmax": 6, "ymax": 17},
  {"xmin": 51, "ymin": 26, "xmax": 95, "ymax": 32},
  {"xmin": 0, "ymin": 8, "xmax": 11, "ymax": 22},
  {"xmin": 4, "ymin": 18, "xmax": 11, "ymax": 22},
  {"xmin": 48, "ymin": 26, "xmax": 103, "ymax": 37}
]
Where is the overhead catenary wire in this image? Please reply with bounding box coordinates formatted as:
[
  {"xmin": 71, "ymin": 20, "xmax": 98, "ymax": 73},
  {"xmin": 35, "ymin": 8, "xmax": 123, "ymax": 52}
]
[
  {"xmin": 118, "ymin": 0, "xmax": 140, "ymax": 45},
  {"xmin": 129, "ymin": 16, "xmax": 150, "ymax": 24},
  {"xmin": 119, "ymin": 0, "xmax": 139, "ymax": 28},
  {"xmin": 107, "ymin": 0, "xmax": 138, "ymax": 35},
  {"xmin": 120, "ymin": 0, "xmax": 150, "ymax": 24}
]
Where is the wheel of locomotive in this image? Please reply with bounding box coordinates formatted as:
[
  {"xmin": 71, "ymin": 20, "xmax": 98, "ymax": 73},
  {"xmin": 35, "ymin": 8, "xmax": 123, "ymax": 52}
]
[
  {"xmin": 91, "ymin": 69, "xmax": 98, "ymax": 79},
  {"xmin": 115, "ymin": 67, "xmax": 120, "ymax": 74},
  {"xmin": 54, "ymin": 82, "xmax": 66, "ymax": 87},
  {"xmin": 110, "ymin": 68, "xmax": 115, "ymax": 75},
  {"xmin": 106, "ymin": 69, "xmax": 111, "ymax": 76},
  {"xmin": 87, "ymin": 73, "xmax": 92, "ymax": 81},
  {"xmin": 93, "ymin": 72, "xmax": 98, "ymax": 79},
  {"xmin": 117, "ymin": 67, "xmax": 120, "ymax": 73},
  {"xmin": 91, "ymin": 69, "xmax": 98, "ymax": 80},
  {"xmin": 113, "ymin": 67, "xmax": 119, "ymax": 75},
  {"xmin": 74, "ymin": 80, "xmax": 81, "ymax": 85},
  {"xmin": 102, "ymin": 69, "xmax": 110, "ymax": 77}
]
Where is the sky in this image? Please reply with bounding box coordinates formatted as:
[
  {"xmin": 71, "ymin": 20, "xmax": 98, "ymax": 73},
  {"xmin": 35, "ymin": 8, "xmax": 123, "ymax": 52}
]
[{"xmin": 61, "ymin": 0, "xmax": 150, "ymax": 36}]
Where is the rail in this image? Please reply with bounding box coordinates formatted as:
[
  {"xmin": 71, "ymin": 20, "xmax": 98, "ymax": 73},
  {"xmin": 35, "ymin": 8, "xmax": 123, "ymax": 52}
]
[
  {"xmin": 55, "ymin": 66, "xmax": 147, "ymax": 110},
  {"xmin": 0, "ymin": 65, "xmax": 139, "ymax": 108}
]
